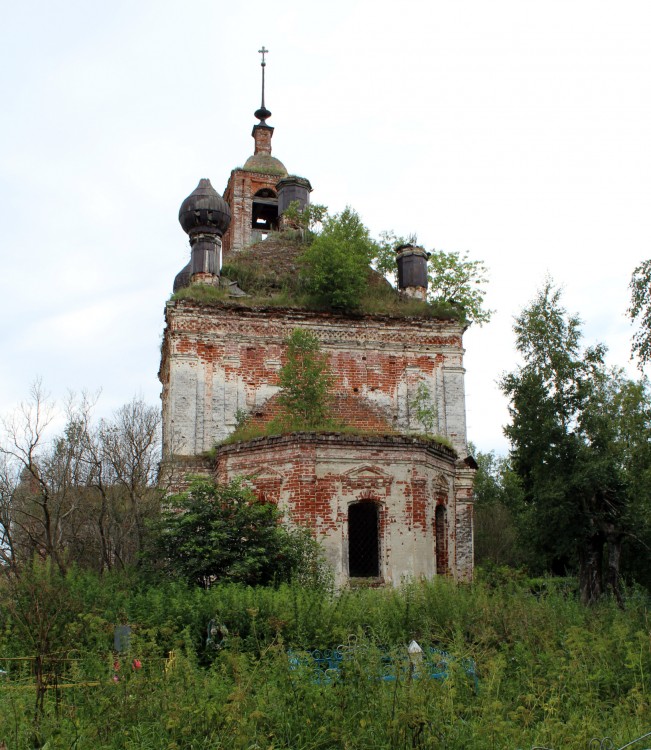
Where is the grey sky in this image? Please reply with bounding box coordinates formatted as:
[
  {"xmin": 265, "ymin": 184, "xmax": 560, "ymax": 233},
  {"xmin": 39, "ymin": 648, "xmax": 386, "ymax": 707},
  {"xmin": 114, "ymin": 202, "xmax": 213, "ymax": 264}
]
[{"xmin": 1, "ymin": 0, "xmax": 650, "ymax": 453}]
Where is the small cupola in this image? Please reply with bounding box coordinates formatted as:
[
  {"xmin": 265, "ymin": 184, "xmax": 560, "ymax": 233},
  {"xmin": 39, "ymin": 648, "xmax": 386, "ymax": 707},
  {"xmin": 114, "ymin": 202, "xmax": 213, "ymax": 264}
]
[
  {"xmin": 178, "ymin": 178, "xmax": 231, "ymax": 237},
  {"xmin": 176, "ymin": 178, "xmax": 231, "ymax": 288},
  {"xmin": 396, "ymin": 244, "xmax": 430, "ymax": 301},
  {"xmin": 277, "ymin": 175, "xmax": 313, "ymax": 215}
]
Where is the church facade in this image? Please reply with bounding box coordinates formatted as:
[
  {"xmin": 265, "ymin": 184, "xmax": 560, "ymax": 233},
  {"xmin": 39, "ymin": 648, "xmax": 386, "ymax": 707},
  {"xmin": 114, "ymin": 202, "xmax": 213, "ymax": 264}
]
[{"xmin": 160, "ymin": 60, "xmax": 475, "ymax": 587}]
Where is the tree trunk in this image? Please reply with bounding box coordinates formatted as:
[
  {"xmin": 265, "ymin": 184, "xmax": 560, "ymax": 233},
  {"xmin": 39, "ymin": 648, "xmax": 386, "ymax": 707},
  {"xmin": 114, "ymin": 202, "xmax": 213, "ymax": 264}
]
[
  {"xmin": 578, "ymin": 533, "xmax": 604, "ymax": 605},
  {"xmin": 97, "ymin": 489, "xmax": 112, "ymax": 573},
  {"xmin": 605, "ymin": 527, "xmax": 624, "ymax": 609}
]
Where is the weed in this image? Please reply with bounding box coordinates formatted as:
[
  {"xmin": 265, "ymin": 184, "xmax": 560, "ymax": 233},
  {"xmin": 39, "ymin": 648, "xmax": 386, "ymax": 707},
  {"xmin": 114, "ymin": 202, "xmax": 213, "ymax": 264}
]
[{"xmin": 2, "ymin": 575, "xmax": 649, "ymax": 749}]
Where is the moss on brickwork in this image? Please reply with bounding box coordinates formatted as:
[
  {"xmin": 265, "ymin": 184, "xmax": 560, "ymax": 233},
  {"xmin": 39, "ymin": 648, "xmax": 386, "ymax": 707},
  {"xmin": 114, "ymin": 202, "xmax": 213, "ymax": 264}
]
[
  {"xmin": 221, "ymin": 424, "xmax": 381, "ymax": 447},
  {"xmin": 171, "ymin": 284, "xmax": 463, "ymax": 322},
  {"xmin": 172, "ymin": 284, "xmax": 229, "ymax": 303},
  {"xmin": 172, "ymin": 230, "xmax": 466, "ymax": 323},
  {"xmin": 242, "ymin": 153, "xmax": 288, "ymax": 176},
  {"xmin": 212, "ymin": 423, "xmax": 454, "ymax": 454}
]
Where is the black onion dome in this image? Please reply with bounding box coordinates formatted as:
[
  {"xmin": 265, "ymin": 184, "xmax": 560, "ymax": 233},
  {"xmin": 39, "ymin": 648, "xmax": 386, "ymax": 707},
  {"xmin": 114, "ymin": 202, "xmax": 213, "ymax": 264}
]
[
  {"xmin": 173, "ymin": 260, "xmax": 191, "ymax": 293},
  {"xmin": 178, "ymin": 178, "xmax": 231, "ymax": 237}
]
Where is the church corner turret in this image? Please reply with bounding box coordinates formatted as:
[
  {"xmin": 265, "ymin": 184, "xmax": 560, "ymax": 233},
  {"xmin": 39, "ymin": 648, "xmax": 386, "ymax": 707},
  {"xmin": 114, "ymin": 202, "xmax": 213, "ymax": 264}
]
[
  {"xmin": 396, "ymin": 244, "xmax": 430, "ymax": 301},
  {"xmin": 174, "ymin": 179, "xmax": 231, "ymax": 292}
]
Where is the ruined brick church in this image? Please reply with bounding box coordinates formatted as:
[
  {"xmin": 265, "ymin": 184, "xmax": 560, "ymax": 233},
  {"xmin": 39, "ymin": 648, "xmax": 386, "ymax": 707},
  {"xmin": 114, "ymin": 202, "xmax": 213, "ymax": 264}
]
[{"xmin": 159, "ymin": 53, "xmax": 475, "ymax": 587}]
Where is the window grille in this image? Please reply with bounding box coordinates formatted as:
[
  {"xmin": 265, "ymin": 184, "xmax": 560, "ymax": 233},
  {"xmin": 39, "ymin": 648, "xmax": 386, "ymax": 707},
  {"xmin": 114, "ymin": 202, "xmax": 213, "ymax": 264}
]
[
  {"xmin": 435, "ymin": 504, "xmax": 449, "ymax": 575},
  {"xmin": 348, "ymin": 502, "xmax": 380, "ymax": 577}
]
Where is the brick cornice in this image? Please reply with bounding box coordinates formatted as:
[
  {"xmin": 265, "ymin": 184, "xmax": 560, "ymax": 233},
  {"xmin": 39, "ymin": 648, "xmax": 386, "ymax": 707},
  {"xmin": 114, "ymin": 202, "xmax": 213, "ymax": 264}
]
[{"xmin": 214, "ymin": 431, "xmax": 457, "ymax": 462}]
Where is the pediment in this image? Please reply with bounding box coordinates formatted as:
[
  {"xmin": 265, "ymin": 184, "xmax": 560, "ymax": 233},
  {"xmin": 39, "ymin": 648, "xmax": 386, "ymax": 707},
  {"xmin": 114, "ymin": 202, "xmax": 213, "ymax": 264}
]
[
  {"xmin": 343, "ymin": 465, "xmax": 393, "ymax": 481},
  {"xmin": 247, "ymin": 464, "xmax": 285, "ymax": 481},
  {"xmin": 342, "ymin": 464, "xmax": 394, "ymax": 489},
  {"xmin": 433, "ymin": 473, "xmax": 450, "ymax": 491}
]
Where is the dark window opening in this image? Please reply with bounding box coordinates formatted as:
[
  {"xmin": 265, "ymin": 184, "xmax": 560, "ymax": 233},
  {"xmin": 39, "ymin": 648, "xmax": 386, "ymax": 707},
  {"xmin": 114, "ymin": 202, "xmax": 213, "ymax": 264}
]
[
  {"xmin": 348, "ymin": 502, "xmax": 380, "ymax": 577},
  {"xmin": 435, "ymin": 504, "xmax": 448, "ymax": 576},
  {"xmin": 252, "ymin": 189, "xmax": 278, "ymax": 232}
]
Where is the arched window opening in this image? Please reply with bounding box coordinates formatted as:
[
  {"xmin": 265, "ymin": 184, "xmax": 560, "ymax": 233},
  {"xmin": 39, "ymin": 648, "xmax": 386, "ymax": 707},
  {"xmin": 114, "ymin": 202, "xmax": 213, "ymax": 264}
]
[
  {"xmin": 251, "ymin": 188, "xmax": 278, "ymax": 236},
  {"xmin": 435, "ymin": 504, "xmax": 449, "ymax": 576},
  {"xmin": 348, "ymin": 502, "xmax": 380, "ymax": 577}
]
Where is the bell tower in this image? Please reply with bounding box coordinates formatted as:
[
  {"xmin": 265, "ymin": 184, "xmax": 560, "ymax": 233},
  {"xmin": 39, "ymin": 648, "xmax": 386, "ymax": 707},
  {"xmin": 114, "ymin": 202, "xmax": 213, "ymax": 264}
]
[{"xmin": 222, "ymin": 47, "xmax": 292, "ymax": 258}]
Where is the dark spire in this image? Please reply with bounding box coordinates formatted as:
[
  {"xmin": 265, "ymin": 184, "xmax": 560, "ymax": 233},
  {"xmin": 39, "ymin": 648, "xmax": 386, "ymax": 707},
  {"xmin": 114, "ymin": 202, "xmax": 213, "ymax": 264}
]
[{"xmin": 254, "ymin": 46, "xmax": 272, "ymax": 125}]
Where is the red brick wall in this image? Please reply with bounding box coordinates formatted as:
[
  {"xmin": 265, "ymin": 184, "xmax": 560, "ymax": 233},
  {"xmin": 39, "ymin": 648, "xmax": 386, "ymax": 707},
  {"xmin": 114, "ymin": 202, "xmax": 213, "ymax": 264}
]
[
  {"xmin": 247, "ymin": 391, "xmax": 394, "ymax": 433},
  {"xmin": 214, "ymin": 433, "xmax": 460, "ymax": 586},
  {"xmin": 253, "ymin": 127, "xmax": 272, "ymax": 155},
  {"xmin": 161, "ymin": 302, "xmax": 466, "ymax": 455},
  {"xmin": 222, "ymin": 169, "xmax": 282, "ymax": 257},
  {"xmin": 160, "ymin": 303, "xmax": 475, "ymax": 583}
]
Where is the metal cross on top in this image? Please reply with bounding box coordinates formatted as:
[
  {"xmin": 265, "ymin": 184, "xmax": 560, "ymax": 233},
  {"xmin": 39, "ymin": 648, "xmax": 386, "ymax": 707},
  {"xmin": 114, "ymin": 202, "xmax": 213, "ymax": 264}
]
[{"xmin": 258, "ymin": 46, "xmax": 269, "ymax": 112}]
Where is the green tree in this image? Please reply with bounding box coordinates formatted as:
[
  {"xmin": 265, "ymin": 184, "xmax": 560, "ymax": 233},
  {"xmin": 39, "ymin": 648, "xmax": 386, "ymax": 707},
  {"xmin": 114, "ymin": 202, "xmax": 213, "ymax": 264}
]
[
  {"xmin": 276, "ymin": 328, "xmax": 334, "ymax": 430},
  {"xmin": 281, "ymin": 200, "xmax": 328, "ymax": 241},
  {"xmin": 500, "ymin": 280, "xmax": 651, "ymax": 604},
  {"xmin": 3, "ymin": 558, "xmax": 82, "ymax": 717},
  {"xmin": 300, "ymin": 206, "xmax": 377, "ymax": 311},
  {"xmin": 0, "ymin": 384, "xmax": 160, "ymax": 574},
  {"xmin": 599, "ymin": 374, "xmax": 651, "ymax": 589},
  {"xmin": 471, "ymin": 447, "xmax": 525, "ymax": 568},
  {"xmin": 373, "ymin": 230, "xmax": 419, "ymax": 281},
  {"xmin": 374, "ymin": 232, "xmax": 492, "ymax": 326},
  {"xmin": 409, "ymin": 381, "xmax": 438, "ymax": 437},
  {"xmin": 628, "ymin": 259, "xmax": 651, "ymax": 366},
  {"xmin": 150, "ymin": 477, "xmax": 302, "ymax": 587},
  {"xmin": 427, "ymin": 249, "xmax": 491, "ymax": 326}
]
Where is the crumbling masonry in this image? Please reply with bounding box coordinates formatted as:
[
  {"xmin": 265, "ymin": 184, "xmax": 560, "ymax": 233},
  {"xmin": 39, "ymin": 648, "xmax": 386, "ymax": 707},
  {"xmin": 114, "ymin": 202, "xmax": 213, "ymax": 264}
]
[{"xmin": 160, "ymin": 65, "xmax": 475, "ymax": 587}]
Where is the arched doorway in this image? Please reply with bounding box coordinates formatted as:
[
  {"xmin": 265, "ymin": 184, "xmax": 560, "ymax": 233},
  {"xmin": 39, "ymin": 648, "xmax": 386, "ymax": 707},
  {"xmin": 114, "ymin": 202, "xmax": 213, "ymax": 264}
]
[{"xmin": 348, "ymin": 502, "xmax": 380, "ymax": 577}]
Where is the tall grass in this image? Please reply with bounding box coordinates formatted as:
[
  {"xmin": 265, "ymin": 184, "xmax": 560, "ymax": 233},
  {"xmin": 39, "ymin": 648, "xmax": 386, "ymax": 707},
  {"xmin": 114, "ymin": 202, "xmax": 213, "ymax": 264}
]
[{"xmin": 1, "ymin": 570, "xmax": 649, "ymax": 749}]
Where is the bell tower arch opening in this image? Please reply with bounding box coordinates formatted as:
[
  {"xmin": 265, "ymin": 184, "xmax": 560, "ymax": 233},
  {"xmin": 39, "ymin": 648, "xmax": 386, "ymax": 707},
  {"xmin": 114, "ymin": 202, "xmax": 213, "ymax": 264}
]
[
  {"xmin": 348, "ymin": 501, "xmax": 380, "ymax": 578},
  {"xmin": 251, "ymin": 188, "xmax": 279, "ymax": 240}
]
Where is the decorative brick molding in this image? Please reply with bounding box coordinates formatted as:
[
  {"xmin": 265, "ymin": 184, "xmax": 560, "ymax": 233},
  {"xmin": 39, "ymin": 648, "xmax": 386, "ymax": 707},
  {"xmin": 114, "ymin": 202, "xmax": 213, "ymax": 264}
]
[
  {"xmin": 208, "ymin": 432, "xmax": 471, "ymax": 586},
  {"xmin": 160, "ymin": 301, "xmax": 468, "ymax": 458}
]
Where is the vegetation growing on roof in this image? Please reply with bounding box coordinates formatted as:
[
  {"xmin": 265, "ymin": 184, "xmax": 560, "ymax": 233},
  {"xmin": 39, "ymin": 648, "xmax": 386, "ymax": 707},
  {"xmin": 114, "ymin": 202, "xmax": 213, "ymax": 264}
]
[
  {"xmin": 375, "ymin": 230, "xmax": 493, "ymax": 326},
  {"xmin": 242, "ymin": 154, "xmax": 287, "ymax": 176},
  {"xmin": 171, "ymin": 204, "xmax": 491, "ymax": 325},
  {"xmin": 300, "ymin": 207, "xmax": 378, "ymax": 311},
  {"xmin": 217, "ymin": 422, "xmax": 382, "ymax": 447},
  {"xmin": 216, "ymin": 421, "xmax": 454, "ymax": 451},
  {"xmin": 171, "ymin": 284, "xmax": 229, "ymax": 304}
]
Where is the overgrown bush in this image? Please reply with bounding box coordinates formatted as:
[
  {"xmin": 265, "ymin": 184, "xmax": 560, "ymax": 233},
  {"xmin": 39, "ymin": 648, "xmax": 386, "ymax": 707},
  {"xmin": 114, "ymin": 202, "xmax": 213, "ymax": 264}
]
[
  {"xmin": 146, "ymin": 477, "xmax": 326, "ymax": 589},
  {"xmin": 274, "ymin": 328, "xmax": 335, "ymax": 431},
  {"xmin": 300, "ymin": 206, "xmax": 377, "ymax": 311}
]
